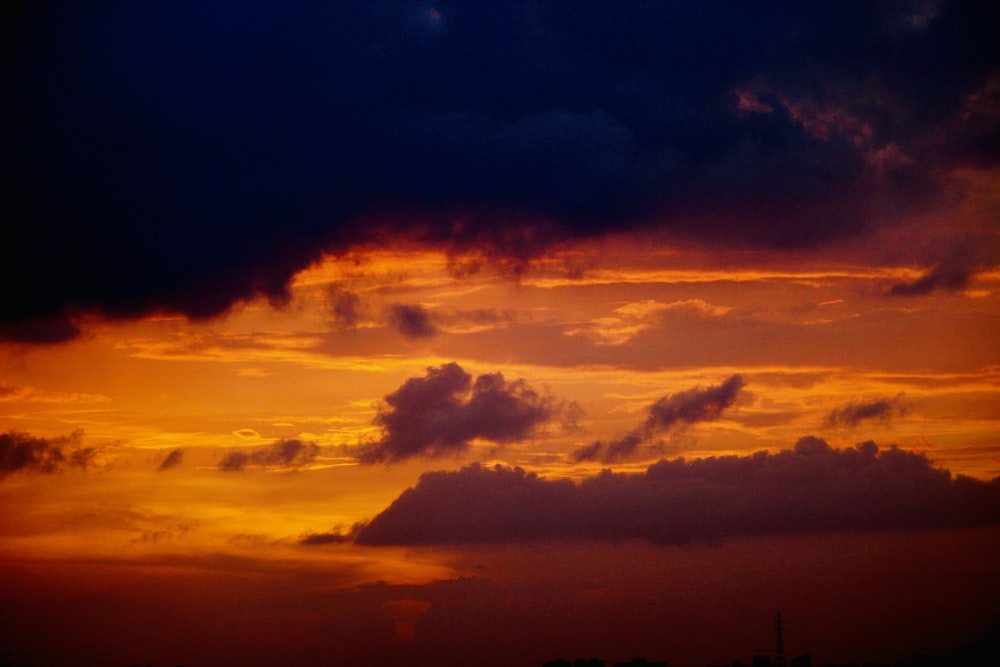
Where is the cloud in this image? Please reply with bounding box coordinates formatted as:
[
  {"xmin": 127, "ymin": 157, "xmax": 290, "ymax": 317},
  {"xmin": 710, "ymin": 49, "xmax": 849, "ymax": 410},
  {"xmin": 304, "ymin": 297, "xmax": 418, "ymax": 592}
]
[
  {"xmin": 354, "ymin": 438, "xmax": 1000, "ymax": 545},
  {"xmin": 3, "ymin": 2, "xmax": 998, "ymax": 342},
  {"xmin": 157, "ymin": 448, "xmax": 184, "ymax": 471},
  {"xmin": 218, "ymin": 438, "xmax": 319, "ymax": 472},
  {"xmin": 357, "ymin": 363, "xmax": 558, "ymax": 463},
  {"xmin": 0, "ymin": 429, "xmax": 99, "ymax": 479},
  {"xmin": 387, "ymin": 303, "xmax": 437, "ymax": 339},
  {"xmin": 329, "ymin": 286, "xmax": 362, "ymax": 330},
  {"xmin": 825, "ymin": 394, "xmax": 908, "ymax": 428},
  {"xmin": 888, "ymin": 240, "xmax": 998, "ymax": 296},
  {"xmin": 572, "ymin": 375, "xmax": 746, "ymax": 463}
]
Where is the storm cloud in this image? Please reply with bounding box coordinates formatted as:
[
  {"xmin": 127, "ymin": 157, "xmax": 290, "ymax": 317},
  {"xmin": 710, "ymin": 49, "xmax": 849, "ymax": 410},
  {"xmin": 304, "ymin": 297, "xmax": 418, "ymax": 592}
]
[
  {"xmin": 355, "ymin": 437, "xmax": 1000, "ymax": 545},
  {"xmin": 4, "ymin": 1, "xmax": 998, "ymax": 342},
  {"xmin": 0, "ymin": 429, "xmax": 99, "ymax": 479},
  {"xmin": 218, "ymin": 438, "xmax": 319, "ymax": 472},
  {"xmin": 572, "ymin": 375, "xmax": 746, "ymax": 462},
  {"xmin": 357, "ymin": 363, "xmax": 557, "ymax": 463}
]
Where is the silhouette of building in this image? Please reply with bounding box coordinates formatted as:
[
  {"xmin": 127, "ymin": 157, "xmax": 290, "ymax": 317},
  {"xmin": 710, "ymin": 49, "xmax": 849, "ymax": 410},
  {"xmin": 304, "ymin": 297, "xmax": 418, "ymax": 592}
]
[
  {"xmin": 543, "ymin": 660, "xmax": 572, "ymax": 667},
  {"xmin": 574, "ymin": 659, "xmax": 606, "ymax": 667},
  {"xmin": 790, "ymin": 654, "xmax": 811, "ymax": 667}
]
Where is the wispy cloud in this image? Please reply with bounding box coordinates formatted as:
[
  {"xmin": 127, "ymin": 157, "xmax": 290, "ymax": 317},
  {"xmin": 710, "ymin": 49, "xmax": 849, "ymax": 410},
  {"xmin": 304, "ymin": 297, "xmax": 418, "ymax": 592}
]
[
  {"xmin": 219, "ymin": 438, "xmax": 319, "ymax": 472},
  {"xmin": 572, "ymin": 375, "xmax": 746, "ymax": 463},
  {"xmin": 0, "ymin": 429, "xmax": 101, "ymax": 479}
]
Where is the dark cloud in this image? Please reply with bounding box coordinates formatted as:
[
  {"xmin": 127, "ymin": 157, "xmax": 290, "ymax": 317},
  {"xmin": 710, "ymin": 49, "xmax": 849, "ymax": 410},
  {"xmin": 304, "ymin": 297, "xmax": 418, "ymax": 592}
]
[
  {"xmin": 357, "ymin": 363, "xmax": 557, "ymax": 463},
  {"xmin": 888, "ymin": 240, "xmax": 999, "ymax": 296},
  {"xmin": 3, "ymin": 1, "xmax": 997, "ymax": 342},
  {"xmin": 387, "ymin": 303, "xmax": 437, "ymax": 339},
  {"xmin": 218, "ymin": 438, "xmax": 319, "ymax": 472},
  {"xmin": 0, "ymin": 429, "xmax": 98, "ymax": 479},
  {"xmin": 157, "ymin": 448, "xmax": 184, "ymax": 471},
  {"xmin": 329, "ymin": 286, "xmax": 362, "ymax": 330},
  {"xmin": 299, "ymin": 525, "xmax": 362, "ymax": 546},
  {"xmin": 825, "ymin": 394, "xmax": 908, "ymax": 428},
  {"xmin": 572, "ymin": 375, "xmax": 746, "ymax": 463},
  {"xmin": 355, "ymin": 438, "xmax": 1000, "ymax": 545}
]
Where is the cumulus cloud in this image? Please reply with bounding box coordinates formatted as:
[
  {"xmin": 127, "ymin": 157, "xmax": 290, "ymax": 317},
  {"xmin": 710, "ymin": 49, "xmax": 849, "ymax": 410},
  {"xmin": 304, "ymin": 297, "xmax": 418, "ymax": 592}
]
[
  {"xmin": 355, "ymin": 438, "xmax": 1000, "ymax": 545},
  {"xmin": 0, "ymin": 429, "xmax": 100, "ymax": 479},
  {"xmin": 219, "ymin": 438, "xmax": 319, "ymax": 472},
  {"xmin": 356, "ymin": 363, "xmax": 558, "ymax": 463},
  {"xmin": 3, "ymin": 2, "xmax": 997, "ymax": 342},
  {"xmin": 387, "ymin": 303, "xmax": 437, "ymax": 339},
  {"xmin": 825, "ymin": 394, "xmax": 908, "ymax": 428},
  {"xmin": 572, "ymin": 375, "xmax": 746, "ymax": 463}
]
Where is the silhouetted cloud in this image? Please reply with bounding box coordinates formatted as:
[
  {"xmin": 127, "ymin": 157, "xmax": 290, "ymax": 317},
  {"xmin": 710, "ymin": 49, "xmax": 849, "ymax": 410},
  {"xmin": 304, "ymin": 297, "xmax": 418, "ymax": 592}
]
[
  {"xmin": 0, "ymin": 429, "xmax": 98, "ymax": 479},
  {"xmin": 888, "ymin": 241, "xmax": 998, "ymax": 296},
  {"xmin": 825, "ymin": 394, "xmax": 908, "ymax": 428},
  {"xmin": 157, "ymin": 448, "xmax": 184, "ymax": 471},
  {"xmin": 387, "ymin": 303, "xmax": 437, "ymax": 339},
  {"xmin": 572, "ymin": 375, "xmax": 746, "ymax": 462},
  {"xmin": 219, "ymin": 438, "xmax": 319, "ymax": 472},
  {"xmin": 4, "ymin": 2, "xmax": 997, "ymax": 342},
  {"xmin": 329, "ymin": 286, "xmax": 362, "ymax": 329},
  {"xmin": 299, "ymin": 525, "xmax": 363, "ymax": 546},
  {"xmin": 355, "ymin": 438, "xmax": 1000, "ymax": 545},
  {"xmin": 357, "ymin": 363, "xmax": 557, "ymax": 463}
]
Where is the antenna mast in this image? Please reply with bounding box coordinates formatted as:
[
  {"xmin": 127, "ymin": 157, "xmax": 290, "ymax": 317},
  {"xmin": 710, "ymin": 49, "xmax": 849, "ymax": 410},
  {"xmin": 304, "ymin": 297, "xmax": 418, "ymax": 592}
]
[{"xmin": 774, "ymin": 610, "xmax": 786, "ymax": 667}]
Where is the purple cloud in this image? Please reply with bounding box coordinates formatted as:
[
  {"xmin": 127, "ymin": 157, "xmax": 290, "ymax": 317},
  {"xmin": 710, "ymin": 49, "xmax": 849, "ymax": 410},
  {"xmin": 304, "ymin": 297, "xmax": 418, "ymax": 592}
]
[
  {"xmin": 357, "ymin": 363, "xmax": 558, "ymax": 463},
  {"xmin": 572, "ymin": 375, "xmax": 746, "ymax": 462},
  {"xmin": 355, "ymin": 438, "xmax": 1000, "ymax": 545}
]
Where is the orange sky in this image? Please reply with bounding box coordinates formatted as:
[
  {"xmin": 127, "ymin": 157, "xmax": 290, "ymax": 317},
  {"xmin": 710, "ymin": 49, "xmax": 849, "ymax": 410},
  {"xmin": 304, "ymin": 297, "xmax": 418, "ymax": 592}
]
[{"xmin": 2, "ymin": 238, "xmax": 999, "ymax": 666}]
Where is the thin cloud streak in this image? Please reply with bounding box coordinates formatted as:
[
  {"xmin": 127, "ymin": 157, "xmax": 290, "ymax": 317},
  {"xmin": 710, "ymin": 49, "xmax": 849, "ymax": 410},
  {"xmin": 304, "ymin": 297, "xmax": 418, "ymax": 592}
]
[{"xmin": 572, "ymin": 375, "xmax": 746, "ymax": 463}]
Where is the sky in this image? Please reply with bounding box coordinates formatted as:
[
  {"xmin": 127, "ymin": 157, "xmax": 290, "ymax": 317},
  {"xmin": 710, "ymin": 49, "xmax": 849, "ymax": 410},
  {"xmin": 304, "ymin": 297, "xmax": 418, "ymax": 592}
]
[{"xmin": 2, "ymin": 1, "xmax": 999, "ymax": 666}]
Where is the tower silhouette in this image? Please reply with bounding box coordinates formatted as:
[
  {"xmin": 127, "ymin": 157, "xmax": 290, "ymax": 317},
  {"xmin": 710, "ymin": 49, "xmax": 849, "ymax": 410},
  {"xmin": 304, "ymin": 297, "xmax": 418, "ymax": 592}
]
[{"xmin": 774, "ymin": 610, "xmax": 786, "ymax": 667}]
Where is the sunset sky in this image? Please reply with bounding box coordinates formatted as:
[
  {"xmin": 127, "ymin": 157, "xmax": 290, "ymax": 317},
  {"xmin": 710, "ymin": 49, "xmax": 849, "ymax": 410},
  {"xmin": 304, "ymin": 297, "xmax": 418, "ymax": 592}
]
[{"xmin": 2, "ymin": 2, "xmax": 999, "ymax": 666}]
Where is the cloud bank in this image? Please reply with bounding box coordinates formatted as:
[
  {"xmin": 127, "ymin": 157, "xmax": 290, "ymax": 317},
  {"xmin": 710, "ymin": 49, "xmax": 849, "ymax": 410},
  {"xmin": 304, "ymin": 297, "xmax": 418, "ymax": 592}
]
[
  {"xmin": 572, "ymin": 375, "xmax": 746, "ymax": 462},
  {"xmin": 3, "ymin": 1, "xmax": 998, "ymax": 342},
  {"xmin": 355, "ymin": 438, "xmax": 1000, "ymax": 545},
  {"xmin": 357, "ymin": 363, "xmax": 558, "ymax": 463}
]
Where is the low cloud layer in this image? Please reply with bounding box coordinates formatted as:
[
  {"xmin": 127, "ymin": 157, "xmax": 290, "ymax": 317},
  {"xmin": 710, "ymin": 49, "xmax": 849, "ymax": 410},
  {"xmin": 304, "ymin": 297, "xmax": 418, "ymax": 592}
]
[
  {"xmin": 357, "ymin": 363, "xmax": 558, "ymax": 463},
  {"xmin": 0, "ymin": 429, "xmax": 100, "ymax": 479},
  {"xmin": 355, "ymin": 437, "xmax": 1000, "ymax": 545},
  {"xmin": 825, "ymin": 394, "xmax": 908, "ymax": 428},
  {"xmin": 3, "ymin": 2, "xmax": 997, "ymax": 342},
  {"xmin": 219, "ymin": 438, "xmax": 319, "ymax": 472},
  {"xmin": 572, "ymin": 375, "xmax": 746, "ymax": 462}
]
